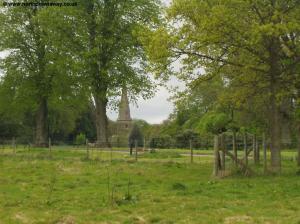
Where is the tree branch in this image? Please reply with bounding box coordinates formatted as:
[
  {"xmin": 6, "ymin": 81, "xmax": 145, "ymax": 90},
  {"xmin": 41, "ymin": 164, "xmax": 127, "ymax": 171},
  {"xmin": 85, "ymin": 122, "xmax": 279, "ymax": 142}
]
[{"xmin": 173, "ymin": 49, "xmax": 267, "ymax": 73}]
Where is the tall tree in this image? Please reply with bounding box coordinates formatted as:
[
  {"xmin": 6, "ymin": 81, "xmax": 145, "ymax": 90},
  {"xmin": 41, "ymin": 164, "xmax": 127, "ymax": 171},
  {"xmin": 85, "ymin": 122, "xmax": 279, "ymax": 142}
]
[
  {"xmin": 0, "ymin": 3, "xmax": 87, "ymax": 146},
  {"xmin": 141, "ymin": 0, "xmax": 300, "ymax": 173},
  {"xmin": 79, "ymin": 0, "xmax": 161, "ymax": 147}
]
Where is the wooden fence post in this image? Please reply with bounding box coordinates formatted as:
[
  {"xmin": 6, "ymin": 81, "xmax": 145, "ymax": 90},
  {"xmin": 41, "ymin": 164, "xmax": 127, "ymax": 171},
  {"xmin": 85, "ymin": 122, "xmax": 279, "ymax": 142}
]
[
  {"xmin": 48, "ymin": 137, "xmax": 52, "ymax": 156},
  {"xmin": 253, "ymin": 134, "xmax": 257, "ymax": 164},
  {"xmin": 86, "ymin": 139, "xmax": 89, "ymax": 159},
  {"xmin": 256, "ymin": 138, "xmax": 260, "ymax": 164},
  {"xmin": 213, "ymin": 135, "xmax": 220, "ymax": 176},
  {"xmin": 135, "ymin": 140, "xmax": 138, "ymax": 162},
  {"xmin": 220, "ymin": 133, "xmax": 226, "ymax": 171},
  {"xmin": 233, "ymin": 131, "xmax": 237, "ymax": 166},
  {"xmin": 12, "ymin": 137, "xmax": 16, "ymax": 155},
  {"xmin": 244, "ymin": 133, "xmax": 248, "ymax": 166},
  {"xmin": 263, "ymin": 133, "xmax": 267, "ymax": 173},
  {"xmin": 190, "ymin": 139, "xmax": 193, "ymax": 163},
  {"xmin": 110, "ymin": 143, "xmax": 113, "ymax": 162}
]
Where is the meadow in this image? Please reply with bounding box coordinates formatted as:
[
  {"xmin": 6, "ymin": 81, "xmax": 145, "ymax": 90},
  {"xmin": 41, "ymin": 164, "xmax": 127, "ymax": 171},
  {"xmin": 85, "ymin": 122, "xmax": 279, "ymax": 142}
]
[{"xmin": 0, "ymin": 147, "xmax": 300, "ymax": 224}]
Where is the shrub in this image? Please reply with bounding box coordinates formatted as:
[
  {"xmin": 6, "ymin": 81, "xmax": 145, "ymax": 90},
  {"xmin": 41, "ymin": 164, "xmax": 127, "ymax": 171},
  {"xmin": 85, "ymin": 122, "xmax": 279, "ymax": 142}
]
[
  {"xmin": 75, "ymin": 133, "xmax": 86, "ymax": 145},
  {"xmin": 128, "ymin": 124, "xmax": 143, "ymax": 147}
]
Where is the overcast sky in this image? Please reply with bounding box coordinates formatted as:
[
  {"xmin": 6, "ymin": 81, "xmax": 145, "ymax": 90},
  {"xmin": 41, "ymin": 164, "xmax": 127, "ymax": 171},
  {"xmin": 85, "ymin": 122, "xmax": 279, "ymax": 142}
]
[
  {"xmin": 0, "ymin": 0, "xmax": 179, "ymax": 124},
  {"xmin": 108, "ymin": 0, "xmax": 176, "ymax": 124},
  {"xmin": 111, "ymin": 0, "xmax": 175, "ymax": 123},
  {"xmin": 108, "ymin": 0, "xmax": 174, "ymax": 124},
  {"xmin": 108, "ymin": 77, "xmax": 184, "ymax": 124}
]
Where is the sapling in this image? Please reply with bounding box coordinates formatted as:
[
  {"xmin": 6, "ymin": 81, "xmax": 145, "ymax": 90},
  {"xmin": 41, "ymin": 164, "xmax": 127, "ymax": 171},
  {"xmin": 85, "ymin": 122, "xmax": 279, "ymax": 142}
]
[{"xmin": 46, "ymin": 172, "xmax": 57, "ymax": 205}]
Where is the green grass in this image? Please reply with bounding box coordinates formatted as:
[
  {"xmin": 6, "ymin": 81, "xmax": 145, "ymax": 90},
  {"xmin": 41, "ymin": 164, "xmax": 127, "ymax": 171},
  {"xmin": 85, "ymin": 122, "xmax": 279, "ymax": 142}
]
[{"xmin": 0, "ymin": 147, "xmax": 300, "ymax": 223}]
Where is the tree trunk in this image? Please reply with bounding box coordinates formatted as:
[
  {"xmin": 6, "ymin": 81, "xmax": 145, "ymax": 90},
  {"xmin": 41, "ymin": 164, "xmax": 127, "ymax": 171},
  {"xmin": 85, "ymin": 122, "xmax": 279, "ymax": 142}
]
[
  {"xmin": 269, "ymin": 89, "xmax": 281, "ymax": 173},
  {"xmin": 87, "ymin": 3, "xmax": 109, "ymax": 148},
  {"xmin": 213, "ymin": 135, "xmax": 220, "ymax": 176},
  {"xmin": 297, "ymin": 126, "xmax": 300, "ymax": 167},
  {"xmin": 190, "ymin": 139, "xmax": 193, "ymax": 163},
  {"xmin": 256, "ymin": 138, "xmax": 260, "ymax": 164},
  {"xmin": 35, "ymin": 98, "xmax": 48, "ymax": 147},
  {"xmin": 94, "ymin": 95, "xmax": 109, "ymax": 148},
  {"xmin": 129, "ymin": 140, "xmax": 133, "ymax": 155},
  {"xmin": 244, "ymin": 133, "xmax": 248, "ymax": 166},
  {"xmin": 220, "ymin": 133, "xmax": 226, "ymax": 171},
  {"xmin": 253, "ymin": 134, "xmax": 258, "ymax": 165},
  {"xmin": 263, "ymin": 133, "xmax": 267, "ymax": 173},
  {"xmin": 86, "ymin": 139, "xmax": 90, "ymax": 159},
  {"xmin": 135, "ymin": 140, "xmax": 138, "ymax": 161},
  {"xmin": 253, "ymin": 134, "xmax": 260, "ymax": 165},
  {"xmin": 268, "ymin": 40, "xmax": 282, "ymax": 173},
  {"xmin": 233, "ymin": 131, "xmax": 237, "ymax": 166}
]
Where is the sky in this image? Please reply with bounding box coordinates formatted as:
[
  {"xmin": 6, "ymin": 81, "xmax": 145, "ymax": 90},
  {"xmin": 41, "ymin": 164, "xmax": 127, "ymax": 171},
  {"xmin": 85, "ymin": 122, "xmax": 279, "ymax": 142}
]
[
  {"xmin": 0, "ymin": 0, "xmax": 179, "ymax": 124},
  {"xmin": 109, "ymin": 0, "xmax": 176, "ymax": 124},
  {"xmin": 108, "ymin": 0, "xmax": 176, "ymax": 124},
  {"xmin": 108, "ymin": 77, "xmax": 184, "ymax": 124}
]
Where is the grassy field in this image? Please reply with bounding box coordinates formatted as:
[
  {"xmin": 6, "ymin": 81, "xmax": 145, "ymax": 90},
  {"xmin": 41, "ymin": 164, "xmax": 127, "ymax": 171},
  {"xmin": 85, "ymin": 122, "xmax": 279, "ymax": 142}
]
[{"xmin": 0, "ymin": 147, "xmax": 300, "ymax": 224}]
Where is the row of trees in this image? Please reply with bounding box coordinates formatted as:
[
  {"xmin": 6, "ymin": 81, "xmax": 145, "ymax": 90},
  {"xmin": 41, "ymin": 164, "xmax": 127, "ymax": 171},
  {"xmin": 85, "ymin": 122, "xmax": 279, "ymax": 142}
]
[
  {"xmin": 1, "ymin": 0, "xmax": 300, "ymax": 175},
  {"xmin": 0, "ymin": 0, "xmax": 161, "ymax": 146},
  {"xmin": 141, "ymin": 0, "xmax": 300, "ymax": 174},
  {"xmin": 129, "ymin": 120, "xmax": 204, "ymax": 149}
]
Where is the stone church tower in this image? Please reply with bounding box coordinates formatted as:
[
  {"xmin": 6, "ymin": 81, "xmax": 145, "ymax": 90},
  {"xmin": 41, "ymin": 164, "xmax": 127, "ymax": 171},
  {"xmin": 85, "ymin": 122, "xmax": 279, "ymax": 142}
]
[
  {"xmin": 110, "ymin": 88, "xmax": 132, "ymax": 146},
  {"xmin": 117, "ymin": 88, "xmax": 132, "ymax": 129}
]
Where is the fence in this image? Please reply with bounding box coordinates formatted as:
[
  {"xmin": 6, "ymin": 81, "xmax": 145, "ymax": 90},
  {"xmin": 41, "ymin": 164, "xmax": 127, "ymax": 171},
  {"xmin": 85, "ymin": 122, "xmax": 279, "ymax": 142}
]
[{"xmin": 0, "ymin": 131, "xmax": 297, "ymax": 152}]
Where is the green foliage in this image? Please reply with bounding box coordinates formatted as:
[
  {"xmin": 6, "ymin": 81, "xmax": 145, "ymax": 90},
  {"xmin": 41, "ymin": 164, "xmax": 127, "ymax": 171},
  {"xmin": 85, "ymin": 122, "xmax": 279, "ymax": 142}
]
[
  {"xmin": 79, "ymin": 0, "xmax": 161, "ymax": 105},
  {"xmin": 149, "ymin": 135, "xmax": 175, "ymax": 149},
  {"xmin": 198, "ymin": 112, "xmax": 230, "ymax": 135},
  {"xmin": 133, "ymin": 119, "xmax": 151, "ymax": 139},
  {"xmin": 142, "ymin": 0, "xmax": 300, "ymax": 157},
  {"xmin": 175, "ymin": 129, "xmax": 198, "ymax": 148},
  {"xmin": 0, "ymin": 0, "xmax": 161, "ymax": 144},
  {"xmin": 0, "ymin": 2, "xmax": 89, "ymax": 144},
  {"xmin": 129, "ymin": 124, "xmax": 143, "ymax": 147},
  {"xmin": 73, "ymin": 111, "xmax": 96, "ymax": 142},
  {"xmin": 75, "ymin": 133, "xmax": 86, "ymax": 146}
]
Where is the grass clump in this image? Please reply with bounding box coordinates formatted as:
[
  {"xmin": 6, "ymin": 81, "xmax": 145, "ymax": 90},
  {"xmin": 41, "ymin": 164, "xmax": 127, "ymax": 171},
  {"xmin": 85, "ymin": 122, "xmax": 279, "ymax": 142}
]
[
  {"xmin": 172, "ymin": 182, "xmax": 187, "ymax": 191},
  {"xmin": 141, "ymin": 151, "xmax": 182, "ymax": 159}
]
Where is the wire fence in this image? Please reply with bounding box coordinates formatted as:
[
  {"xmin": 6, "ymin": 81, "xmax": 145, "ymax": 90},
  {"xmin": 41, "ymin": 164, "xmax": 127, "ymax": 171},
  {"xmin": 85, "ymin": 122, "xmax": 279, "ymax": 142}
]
[
  {"xmin": 0, "ymin": 131, "xmax": 296, "ymax": 150},
  {"xmin": 0, "ymin": 135, "xmax": 298, "ymax": 170}
]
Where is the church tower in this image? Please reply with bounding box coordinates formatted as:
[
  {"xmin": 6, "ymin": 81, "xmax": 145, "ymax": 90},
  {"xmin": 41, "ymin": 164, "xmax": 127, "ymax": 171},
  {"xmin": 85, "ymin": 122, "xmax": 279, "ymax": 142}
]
[
  {"xmin": 113, "ymin": 88, "xmax": 132, "ymax": 146},
  {"xmin": 117, "ymin": 88, "xmax": 132, "ymax": 129}
]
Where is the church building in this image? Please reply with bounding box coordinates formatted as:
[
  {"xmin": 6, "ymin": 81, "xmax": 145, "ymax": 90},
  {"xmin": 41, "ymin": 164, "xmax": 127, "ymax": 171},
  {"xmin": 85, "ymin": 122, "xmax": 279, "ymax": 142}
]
[{"xmin": 109, "ymin": 88, "xmax": 133, "ymax": 147}]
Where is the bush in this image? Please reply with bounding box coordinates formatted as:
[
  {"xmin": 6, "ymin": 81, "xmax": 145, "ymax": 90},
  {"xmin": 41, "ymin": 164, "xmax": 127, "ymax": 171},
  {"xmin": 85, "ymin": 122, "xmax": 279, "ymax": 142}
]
[
  {"xmin": 149, "ymin": 135, "xmax": 175, "ymax": 149},
  {"xmin": 128, "ymin": 124, "xmax": 143, "ymax": 147},
  {"xmin": 198, "ymin": 112, "xmax": 230, "ymax": 134},
  {"xmin": 75, "ymin": 133, "xmax": 86, "ymax": 145}
]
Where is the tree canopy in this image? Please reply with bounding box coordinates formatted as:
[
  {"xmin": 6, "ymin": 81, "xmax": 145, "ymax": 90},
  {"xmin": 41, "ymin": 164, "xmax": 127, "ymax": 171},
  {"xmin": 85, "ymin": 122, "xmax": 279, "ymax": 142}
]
[{"xmin": 141, "ymin": 0, "xmax": 300, "ymax": 173}]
